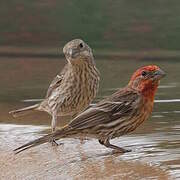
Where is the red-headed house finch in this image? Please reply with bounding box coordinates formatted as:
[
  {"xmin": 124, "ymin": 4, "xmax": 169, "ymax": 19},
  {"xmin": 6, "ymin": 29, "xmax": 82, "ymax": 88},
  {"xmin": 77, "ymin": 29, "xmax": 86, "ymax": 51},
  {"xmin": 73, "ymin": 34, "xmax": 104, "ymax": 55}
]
[
  {"xmin": 14, "ymin": 65, "xmax": 165, "ymax": 154},
  {"xmin": 10, "ymin": 39, "xmax": 100, "ymax": 145}
]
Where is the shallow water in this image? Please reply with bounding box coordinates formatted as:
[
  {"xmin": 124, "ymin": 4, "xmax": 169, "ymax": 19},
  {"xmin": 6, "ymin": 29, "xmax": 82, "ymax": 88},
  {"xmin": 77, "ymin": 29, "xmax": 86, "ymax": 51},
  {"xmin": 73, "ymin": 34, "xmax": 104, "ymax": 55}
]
[{"xmin": 0, "ymin": 56, "xmax": 180, "ymax": 179}]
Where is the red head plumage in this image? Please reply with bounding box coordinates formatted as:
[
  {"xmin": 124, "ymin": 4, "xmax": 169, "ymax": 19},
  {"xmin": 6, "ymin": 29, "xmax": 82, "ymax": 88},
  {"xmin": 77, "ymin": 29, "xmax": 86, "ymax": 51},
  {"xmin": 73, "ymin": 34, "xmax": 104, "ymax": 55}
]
[{"xmin": 128, "ymin": 65, "xmax": 166, "ymax": 101}]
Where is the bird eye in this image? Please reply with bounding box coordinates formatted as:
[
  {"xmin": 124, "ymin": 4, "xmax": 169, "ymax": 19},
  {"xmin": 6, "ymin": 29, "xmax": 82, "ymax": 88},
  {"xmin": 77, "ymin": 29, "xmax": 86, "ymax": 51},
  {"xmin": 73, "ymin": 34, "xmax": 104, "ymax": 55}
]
[
  {"xmin": 79, "ymin": 43, "xmax": 83, "ymax": 48},
  {"xmin": 142, "ymin": 71, "xmax": 147, "ymax": 77}
]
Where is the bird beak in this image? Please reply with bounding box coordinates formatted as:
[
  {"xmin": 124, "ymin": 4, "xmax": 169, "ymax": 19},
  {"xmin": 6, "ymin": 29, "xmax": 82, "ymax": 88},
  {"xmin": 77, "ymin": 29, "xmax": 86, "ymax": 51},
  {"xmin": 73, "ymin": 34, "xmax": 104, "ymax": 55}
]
[
  {"xmin": 154, "ymin": 69, "xmax": 166, "ymax": 80},
  {"xmin": 68, "ymin": 48, "xmax": 79, "ymax": 59}
]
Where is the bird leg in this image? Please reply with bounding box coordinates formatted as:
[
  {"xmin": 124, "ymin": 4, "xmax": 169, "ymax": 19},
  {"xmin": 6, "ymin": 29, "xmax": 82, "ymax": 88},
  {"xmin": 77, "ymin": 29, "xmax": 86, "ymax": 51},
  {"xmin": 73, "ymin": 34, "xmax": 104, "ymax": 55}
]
[
  {"xmin": 99, "ymin": 139, "xmax": 104, "ymax": 145},
  {"xmin": 99, "ymin": 139, "xmax": 131, "ymax": 153},
  {"xmin": 50, "ymin": 114, "xmax": 59, "ymax": 146}
]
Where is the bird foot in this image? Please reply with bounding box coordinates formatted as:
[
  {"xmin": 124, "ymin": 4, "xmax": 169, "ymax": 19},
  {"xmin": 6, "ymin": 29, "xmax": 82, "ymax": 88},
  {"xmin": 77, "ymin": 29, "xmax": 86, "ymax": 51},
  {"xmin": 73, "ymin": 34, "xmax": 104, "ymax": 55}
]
[
  {"xmin": 49, "ymin": 139, "xmax": 63, "ymax": 146},
  {"xmin": 112, "ymin": 148, "xmax": 131, "ymax": 154}
]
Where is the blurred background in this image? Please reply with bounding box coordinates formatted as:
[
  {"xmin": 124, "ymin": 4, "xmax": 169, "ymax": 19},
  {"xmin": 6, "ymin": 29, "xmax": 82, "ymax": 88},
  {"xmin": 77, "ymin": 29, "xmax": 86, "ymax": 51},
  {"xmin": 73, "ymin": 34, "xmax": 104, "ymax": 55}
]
[
  {"xmin": 0, "ymin": 1, "xmax": 180, "ymax": 179},
  {"xmin": 1, "ymin": 0, "xmax": 180, "ymax": 102},
  {"xmin": 1, "ymin": 1, "xmax": 180, "ymax": 50}
]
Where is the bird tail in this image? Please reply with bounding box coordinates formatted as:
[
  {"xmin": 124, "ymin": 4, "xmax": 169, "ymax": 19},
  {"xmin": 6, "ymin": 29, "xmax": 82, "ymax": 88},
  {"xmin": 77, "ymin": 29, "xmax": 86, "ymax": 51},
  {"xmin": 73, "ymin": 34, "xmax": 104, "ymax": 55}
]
[
  {"xmin": 9, "ymin": 104, "xmax": 40, "ymax": 117},
  {"xmin": 14, "ymin": 126, "xmax": 70, "ymax": 154}
]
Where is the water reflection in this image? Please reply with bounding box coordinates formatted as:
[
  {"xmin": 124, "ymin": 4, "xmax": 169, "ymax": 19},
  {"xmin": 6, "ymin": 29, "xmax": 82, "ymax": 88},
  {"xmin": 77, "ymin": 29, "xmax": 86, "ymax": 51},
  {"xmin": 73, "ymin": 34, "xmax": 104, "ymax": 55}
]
[{"xmin": 0, "ymin": 123, "xmax": 174, "ymax": 179}]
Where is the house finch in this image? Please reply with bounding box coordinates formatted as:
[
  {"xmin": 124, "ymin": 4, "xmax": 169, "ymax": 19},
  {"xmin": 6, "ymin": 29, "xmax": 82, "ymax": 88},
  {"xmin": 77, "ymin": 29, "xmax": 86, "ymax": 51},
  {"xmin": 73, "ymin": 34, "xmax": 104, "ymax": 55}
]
[
  {"xmin": 10, "ymin": 39, "xmax": 100, "ymax": 145},
  {"xmin": 14, "ymin": 65, "xmax": 165, "ymax": 154}
]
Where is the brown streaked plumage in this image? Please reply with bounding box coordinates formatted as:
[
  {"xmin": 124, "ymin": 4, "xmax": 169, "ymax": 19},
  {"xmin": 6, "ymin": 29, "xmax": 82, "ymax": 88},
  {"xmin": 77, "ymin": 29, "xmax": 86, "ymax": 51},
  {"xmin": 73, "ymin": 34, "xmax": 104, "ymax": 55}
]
[
  {"xmin": 14, "ymin": 65, "xmax": 165, "ymax": 154},
  {"xmin": 9, "ymin": 39, "xmax": 100, "ymax": 144}
]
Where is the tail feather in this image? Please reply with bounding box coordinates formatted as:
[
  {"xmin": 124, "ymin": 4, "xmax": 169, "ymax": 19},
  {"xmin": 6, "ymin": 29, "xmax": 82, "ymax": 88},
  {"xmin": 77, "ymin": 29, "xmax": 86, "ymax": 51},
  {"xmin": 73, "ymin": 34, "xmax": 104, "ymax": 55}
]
[
  {"xmin": 14, "ymin": 126, "xmax": 69, "ymax": 154},
  {"xmin": 14, "ymin": 133, "xmax": 53, "ymax": 154},
  {"xmin": 9, "ymin": 104, "xmax": 40, "ymax": 117}
]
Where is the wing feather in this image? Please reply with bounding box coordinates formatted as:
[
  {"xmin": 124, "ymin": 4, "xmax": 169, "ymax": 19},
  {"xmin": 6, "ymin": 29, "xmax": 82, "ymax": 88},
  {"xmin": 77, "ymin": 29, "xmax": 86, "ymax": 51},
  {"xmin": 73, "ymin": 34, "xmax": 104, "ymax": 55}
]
[
  {"xmin": 46, "ymin": 65, "xmax": 68, "ymax": 98},
  {"xmin": 69, "ymin": 89, "xmax": 141, "ymax": 130}
]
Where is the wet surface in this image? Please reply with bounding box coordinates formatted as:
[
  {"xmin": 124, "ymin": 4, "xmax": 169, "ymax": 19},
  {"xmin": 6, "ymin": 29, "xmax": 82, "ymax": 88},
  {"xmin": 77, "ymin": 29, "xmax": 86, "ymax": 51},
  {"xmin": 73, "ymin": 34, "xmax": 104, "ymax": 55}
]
[
  {"xmin": 0, "ymin": 56, "xmax": 180, "ymax": 179},
  {"xmin": 0, "ymin": 124, "xmax": 171, "ymax": 180}
]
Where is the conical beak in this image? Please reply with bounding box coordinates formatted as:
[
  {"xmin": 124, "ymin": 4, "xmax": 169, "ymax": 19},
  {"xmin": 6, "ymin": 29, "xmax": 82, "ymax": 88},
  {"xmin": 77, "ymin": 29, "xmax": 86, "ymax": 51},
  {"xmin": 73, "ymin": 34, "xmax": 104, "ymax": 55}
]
[{"xmin": 154, "ymin": 69, "xmax": 166, "ymax": 80}]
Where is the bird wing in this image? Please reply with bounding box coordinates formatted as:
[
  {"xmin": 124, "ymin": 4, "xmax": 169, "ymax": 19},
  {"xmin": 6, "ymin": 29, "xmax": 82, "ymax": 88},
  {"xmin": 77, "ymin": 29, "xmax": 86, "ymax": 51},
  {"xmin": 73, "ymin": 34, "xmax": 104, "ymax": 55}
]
[
  {"xmin": 46, "ymin": 65, "xmax": 68, "ymax": 98},
  {"xmin": 69, "ymin": 89, "xmax": 141, "ymax": 130}
]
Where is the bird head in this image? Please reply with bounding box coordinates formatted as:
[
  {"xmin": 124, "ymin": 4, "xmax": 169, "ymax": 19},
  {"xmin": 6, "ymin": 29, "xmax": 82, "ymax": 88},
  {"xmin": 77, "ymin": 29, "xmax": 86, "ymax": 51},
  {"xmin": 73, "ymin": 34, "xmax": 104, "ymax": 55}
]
[
  {"xmin": 63, "ymin": 39, "xmax": 93, "ymax": 64},
  {"xmin": 128, "ymin": 65, "xmax": 166, "ymax": 99}
]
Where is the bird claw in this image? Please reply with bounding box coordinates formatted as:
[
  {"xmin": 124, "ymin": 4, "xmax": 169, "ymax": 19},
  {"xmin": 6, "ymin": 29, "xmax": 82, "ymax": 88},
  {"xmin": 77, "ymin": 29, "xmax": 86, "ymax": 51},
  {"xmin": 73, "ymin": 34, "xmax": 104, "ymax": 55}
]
[
  {"xmin": 112, "ymin": 148, "xmax": 131, "ymax": 154},
  {"xmin": 50, "ymin": 139, "xmax": 62, "ymax": 146}
]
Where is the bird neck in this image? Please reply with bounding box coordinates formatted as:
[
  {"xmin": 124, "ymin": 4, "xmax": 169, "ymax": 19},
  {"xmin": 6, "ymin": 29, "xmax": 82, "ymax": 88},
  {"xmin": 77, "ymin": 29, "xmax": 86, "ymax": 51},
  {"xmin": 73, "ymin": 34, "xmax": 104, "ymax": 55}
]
[
  {"xmin": 67, "ymin": 58, "xmax": 97, "ymax": 75},
  {"xmin": 140, "ymin": 82, "xmax": 159, "ymax": 103},
  {"xmin": 69, "ymin": 56, "xmax": 95, "ymax": 66},
  {"xmin": 129, "ymin": 79, "xmax": 159, "ymax": 102}
]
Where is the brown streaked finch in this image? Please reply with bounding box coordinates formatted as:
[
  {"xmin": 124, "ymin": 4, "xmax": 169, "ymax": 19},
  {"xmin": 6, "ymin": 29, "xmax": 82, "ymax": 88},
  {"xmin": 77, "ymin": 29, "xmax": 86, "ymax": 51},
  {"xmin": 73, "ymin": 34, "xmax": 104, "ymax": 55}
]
[{"xmin": 10, "ymin": 39, "xmax": 100, "ymax": 145}]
